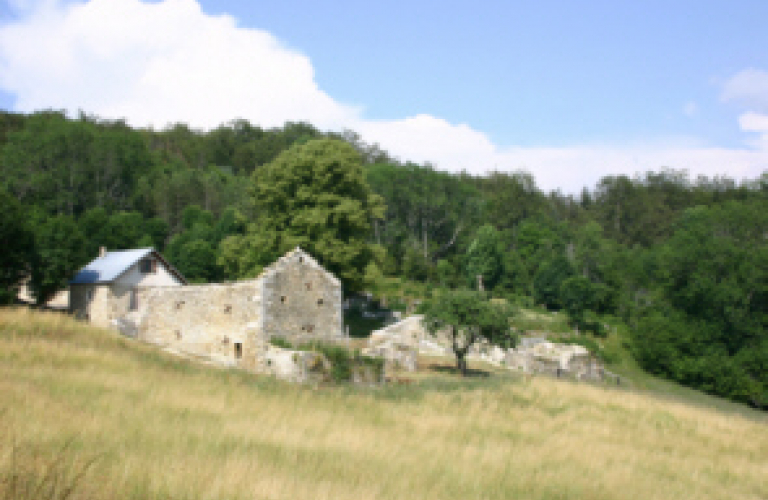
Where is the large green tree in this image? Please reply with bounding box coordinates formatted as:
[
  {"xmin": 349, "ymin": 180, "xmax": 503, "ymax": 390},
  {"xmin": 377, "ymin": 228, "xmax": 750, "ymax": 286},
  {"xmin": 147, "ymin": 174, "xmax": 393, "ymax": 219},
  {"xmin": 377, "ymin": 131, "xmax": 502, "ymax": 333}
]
[{"xmin": 220, "ymin": 138, "xmax": 385, "ymax": 291}]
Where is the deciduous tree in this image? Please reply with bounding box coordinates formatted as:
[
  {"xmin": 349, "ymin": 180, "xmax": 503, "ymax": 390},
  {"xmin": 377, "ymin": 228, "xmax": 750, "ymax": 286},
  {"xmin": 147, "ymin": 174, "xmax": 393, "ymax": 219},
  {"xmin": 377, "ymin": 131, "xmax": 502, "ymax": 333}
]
[{"xmin": 421, "ymin": 290, "xmax": 516, "ymax": 375}]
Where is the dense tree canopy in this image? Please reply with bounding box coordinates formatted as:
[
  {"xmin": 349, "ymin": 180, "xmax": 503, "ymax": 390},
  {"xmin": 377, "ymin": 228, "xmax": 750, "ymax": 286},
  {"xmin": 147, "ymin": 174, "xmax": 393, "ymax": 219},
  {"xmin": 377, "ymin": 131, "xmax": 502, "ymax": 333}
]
[
  {"xmin": 0, "ymin": 190, "xmax": 34, "ymax": 304},
  {"xmin": 219, "ymin": 138, "xmax": 385, "ymax": 291}
]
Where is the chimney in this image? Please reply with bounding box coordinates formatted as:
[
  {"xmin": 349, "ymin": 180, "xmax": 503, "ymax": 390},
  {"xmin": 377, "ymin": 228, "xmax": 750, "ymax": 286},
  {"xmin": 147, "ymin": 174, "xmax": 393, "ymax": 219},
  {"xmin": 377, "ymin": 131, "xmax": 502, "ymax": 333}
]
[{"xmin": 99, "ymin": 246, "xmax": 107, "ymax": 258}]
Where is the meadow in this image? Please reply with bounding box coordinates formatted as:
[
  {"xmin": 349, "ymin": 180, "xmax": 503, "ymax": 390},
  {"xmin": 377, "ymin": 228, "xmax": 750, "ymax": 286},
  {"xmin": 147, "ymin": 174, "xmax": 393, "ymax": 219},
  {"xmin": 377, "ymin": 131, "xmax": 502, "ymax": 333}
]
[{"xmin": 1, "ymin": 308, "xmax": 766, "ymax": 500}]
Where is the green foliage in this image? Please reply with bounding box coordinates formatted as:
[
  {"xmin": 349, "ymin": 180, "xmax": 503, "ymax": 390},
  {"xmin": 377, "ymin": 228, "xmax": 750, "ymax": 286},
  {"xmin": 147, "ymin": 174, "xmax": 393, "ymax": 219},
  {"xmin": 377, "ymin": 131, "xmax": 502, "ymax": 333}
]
[
  {"xmin": 421, "ymin": 290, "xmax": 516, "ymax": 375},
  {"xmin": 630, "ymin": 201, "xmax": 768, "ymax": 408},
  {"xmin": 533, "ymin": 256, "xmax": 574, "ymax": 309},
  {"xmin": 0, "ymin": 190, "xmax": 34, "ymax": 304},
  {"xmin": 269, "ymin": 336, "xmax": 293, "ymax": 349},
  {"xmin": 295, "ymin": 342, "xmax": 383, "ymax": 384},
  {"xmin": 559, "ymin": 275, "xmax": 596, "ymax": 329},
  {"xmin": 465, "ymin": 224, "xmax": 504, "ymax": 290},
  {"xmin": 224, "ymin": 138, "xmax": 385, "ymax": 291},
  {"xmin": 366, "ymin": 162, "xmax": 483, "ymax": 281},
  {"xmin": 174, "ymin": 240, "xmax": 218, "ymax": 283},
  {"xmin": 30, "ymin": 215, "xmax": 88, "ymax": 305}
]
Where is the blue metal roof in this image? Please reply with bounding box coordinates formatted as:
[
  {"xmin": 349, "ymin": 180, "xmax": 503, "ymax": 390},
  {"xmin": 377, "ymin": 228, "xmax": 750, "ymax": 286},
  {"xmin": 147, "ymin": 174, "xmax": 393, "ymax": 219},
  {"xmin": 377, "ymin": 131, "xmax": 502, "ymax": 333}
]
[{"xmin": 70, "ymin": 248, "xmax": 154, "ymax": 285}]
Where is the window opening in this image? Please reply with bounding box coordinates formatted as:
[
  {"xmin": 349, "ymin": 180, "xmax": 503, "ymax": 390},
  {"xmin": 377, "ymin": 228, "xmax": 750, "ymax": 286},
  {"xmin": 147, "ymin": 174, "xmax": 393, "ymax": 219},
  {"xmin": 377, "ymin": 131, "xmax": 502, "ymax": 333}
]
[
  {"xmin": 139, "ymin": 258, "xmax": 156, "ymax": 274},
  {"xmin": 280, "ymin": 296, "xmax": 287, "ymax": 304},
  {"xmin": 317, "ymin": 298, "xmax": 324, "ymax": 306},
  {"xmin": 129, "ymin": 289, "xmax": 138, "ymax": 311},
  {"xmin": 234, "ymin": 343, "xmax": 242, "ymax": 359},
  {"xmin": 305, "ymin": 282, "xmax": 312, "ymax": 291},
  {"xmin": 224, "ymin": 305, "xmax": 232, "ymax": 313}
]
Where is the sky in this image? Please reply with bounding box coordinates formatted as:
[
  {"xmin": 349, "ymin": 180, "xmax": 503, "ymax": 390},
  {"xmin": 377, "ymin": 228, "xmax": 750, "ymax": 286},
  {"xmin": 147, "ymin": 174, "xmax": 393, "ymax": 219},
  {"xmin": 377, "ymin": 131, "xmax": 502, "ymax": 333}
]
[{"xmin": 1, "ymin": 0, "xmax": 767, "ymax": 193}]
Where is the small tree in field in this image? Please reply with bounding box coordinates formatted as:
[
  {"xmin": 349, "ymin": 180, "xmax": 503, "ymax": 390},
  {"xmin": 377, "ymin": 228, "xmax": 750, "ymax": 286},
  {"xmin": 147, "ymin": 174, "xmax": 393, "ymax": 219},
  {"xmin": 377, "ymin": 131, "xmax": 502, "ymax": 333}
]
[{"xmin": 421, "ymin": 290, "xmax": 516, "ymax": 376}]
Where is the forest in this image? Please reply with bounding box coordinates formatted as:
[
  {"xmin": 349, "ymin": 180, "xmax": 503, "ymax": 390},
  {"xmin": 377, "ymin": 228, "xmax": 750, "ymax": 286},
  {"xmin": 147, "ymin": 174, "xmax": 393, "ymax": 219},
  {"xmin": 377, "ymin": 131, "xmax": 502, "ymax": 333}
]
[{"xmin": 1, "ymin": 109, "xmax": 766, "ymax": 408}]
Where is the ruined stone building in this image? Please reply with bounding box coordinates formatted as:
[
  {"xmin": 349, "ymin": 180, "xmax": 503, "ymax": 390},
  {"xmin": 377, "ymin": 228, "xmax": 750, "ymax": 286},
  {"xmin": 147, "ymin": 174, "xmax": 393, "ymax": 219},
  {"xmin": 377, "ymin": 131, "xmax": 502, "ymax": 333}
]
[{"xmin": 71, "ymin": 247, "xmax": 344, "ymax": 372}]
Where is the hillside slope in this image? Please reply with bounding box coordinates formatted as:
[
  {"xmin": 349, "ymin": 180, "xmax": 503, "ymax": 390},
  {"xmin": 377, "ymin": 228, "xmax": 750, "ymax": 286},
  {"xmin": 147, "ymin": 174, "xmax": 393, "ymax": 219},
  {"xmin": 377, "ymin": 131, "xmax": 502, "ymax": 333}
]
[{"xmin": 1, "ymin": 309, "xmax": 766, "ymax": 500}]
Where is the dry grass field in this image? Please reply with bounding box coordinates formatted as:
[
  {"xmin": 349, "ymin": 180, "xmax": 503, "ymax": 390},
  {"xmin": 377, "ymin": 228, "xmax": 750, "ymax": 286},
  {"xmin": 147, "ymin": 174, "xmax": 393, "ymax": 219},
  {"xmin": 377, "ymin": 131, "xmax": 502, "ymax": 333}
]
[{"xmin": 1, "ymin": 308, "xmax": 766, "ymax": 500}]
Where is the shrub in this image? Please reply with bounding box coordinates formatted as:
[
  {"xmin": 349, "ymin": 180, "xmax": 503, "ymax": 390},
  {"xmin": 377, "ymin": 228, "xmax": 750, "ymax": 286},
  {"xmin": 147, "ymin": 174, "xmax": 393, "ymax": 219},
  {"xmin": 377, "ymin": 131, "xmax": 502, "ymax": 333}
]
[
  {"xmin": 269, "ymin": 336, "xmax": 293, "ymax": 349},
  {"xmin": 296, "ymin": 342, "xmax": 385, "ymax": 384}
]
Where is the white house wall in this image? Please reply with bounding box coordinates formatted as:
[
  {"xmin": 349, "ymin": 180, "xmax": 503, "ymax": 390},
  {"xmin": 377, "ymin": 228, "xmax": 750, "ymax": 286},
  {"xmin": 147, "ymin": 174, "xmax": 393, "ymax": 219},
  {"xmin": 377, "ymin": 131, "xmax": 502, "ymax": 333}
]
[{"xmin": 114, "ymin": 260, "xmax": 183, "ymax": 288}]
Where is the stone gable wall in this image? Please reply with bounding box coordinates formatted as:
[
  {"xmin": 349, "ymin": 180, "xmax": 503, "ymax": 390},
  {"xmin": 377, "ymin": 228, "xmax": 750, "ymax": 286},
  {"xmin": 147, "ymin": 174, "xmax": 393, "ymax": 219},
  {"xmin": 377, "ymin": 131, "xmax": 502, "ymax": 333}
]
[{"xmin": 260, "ymin": 249, "xmax": 343, "ymax": 344}]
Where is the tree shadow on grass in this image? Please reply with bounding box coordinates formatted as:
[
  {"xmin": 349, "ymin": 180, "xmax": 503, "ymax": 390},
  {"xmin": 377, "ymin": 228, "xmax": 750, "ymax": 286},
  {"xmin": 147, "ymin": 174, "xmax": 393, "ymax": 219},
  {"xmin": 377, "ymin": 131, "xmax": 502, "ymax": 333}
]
[{"xmin": 427, "ymin": 365, "xmax": 491, "ymax": 378}]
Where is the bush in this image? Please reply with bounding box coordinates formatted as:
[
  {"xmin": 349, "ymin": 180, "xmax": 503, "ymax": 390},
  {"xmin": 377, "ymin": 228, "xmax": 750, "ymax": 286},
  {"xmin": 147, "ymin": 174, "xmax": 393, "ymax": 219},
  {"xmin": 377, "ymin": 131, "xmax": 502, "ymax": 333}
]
[
  {"xmin": 269, "ymin": 336, "xmax": 293, "ymax": 349},
  {"xmin": 295, "ymin": 342, "xmax": 384, "ymax": 384}
]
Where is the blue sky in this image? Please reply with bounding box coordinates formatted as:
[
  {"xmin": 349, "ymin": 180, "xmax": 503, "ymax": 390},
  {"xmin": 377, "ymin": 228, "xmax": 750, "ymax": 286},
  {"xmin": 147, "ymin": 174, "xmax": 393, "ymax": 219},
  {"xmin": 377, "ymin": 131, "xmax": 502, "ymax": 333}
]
[
  {"xmin": 205, "ymin": 0, "xmax": 765, "ymax": 146},
  {"xmin": 1, "ymin": 0, "xmax": 767, "ymax": 191}
]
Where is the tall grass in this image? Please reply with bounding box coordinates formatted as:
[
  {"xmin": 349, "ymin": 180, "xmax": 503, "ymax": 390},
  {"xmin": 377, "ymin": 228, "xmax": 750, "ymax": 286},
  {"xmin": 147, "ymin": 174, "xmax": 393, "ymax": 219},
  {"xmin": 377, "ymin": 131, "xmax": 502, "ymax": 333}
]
[{"xmin": 1, "ymin": 308, "xmax": 766, "ymax": 500}]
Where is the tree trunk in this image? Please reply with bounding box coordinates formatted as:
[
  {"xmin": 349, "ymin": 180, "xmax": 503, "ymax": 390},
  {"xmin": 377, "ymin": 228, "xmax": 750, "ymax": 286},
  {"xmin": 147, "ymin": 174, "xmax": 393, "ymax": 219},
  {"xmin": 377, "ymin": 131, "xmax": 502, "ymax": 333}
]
[{"xmin": 456, "ymin": 352, "xmax": 468, "ymax": 376}]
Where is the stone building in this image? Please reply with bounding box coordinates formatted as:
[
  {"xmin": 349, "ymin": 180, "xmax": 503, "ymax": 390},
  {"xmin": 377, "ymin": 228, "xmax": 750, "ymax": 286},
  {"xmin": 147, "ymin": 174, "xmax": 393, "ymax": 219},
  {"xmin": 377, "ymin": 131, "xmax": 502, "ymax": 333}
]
[
  {"xmin": 69, "ymin": 247, "xmax": 187, "ymax": 328},
  {"xmin": 117, "ymin": 247, "xmax": 344, "ymax": 372}
]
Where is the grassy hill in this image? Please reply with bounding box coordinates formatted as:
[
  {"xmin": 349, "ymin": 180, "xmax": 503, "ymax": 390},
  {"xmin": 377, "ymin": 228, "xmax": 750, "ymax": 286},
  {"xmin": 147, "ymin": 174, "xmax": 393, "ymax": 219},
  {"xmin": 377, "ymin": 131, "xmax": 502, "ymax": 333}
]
[{"xmin": 1, "ymin": 308, "xmax": 766, "ymax": 500}]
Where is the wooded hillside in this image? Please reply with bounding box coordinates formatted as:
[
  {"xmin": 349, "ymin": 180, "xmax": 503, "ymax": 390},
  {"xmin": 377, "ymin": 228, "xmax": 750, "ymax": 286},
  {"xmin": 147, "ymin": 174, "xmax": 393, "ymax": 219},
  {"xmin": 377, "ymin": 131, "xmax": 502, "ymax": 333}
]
[{"xmin": 1, "ymin": 110, "xmax": 766, "ymax": 408}]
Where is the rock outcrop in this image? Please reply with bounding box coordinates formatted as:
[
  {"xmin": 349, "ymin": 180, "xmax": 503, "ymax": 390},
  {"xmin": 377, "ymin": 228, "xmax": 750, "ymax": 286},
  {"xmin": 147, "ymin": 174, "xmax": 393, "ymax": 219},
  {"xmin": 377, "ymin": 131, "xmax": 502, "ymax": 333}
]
[{"xmin": 365, "ymin": 315, "xmax": 606, "ymax": 381}]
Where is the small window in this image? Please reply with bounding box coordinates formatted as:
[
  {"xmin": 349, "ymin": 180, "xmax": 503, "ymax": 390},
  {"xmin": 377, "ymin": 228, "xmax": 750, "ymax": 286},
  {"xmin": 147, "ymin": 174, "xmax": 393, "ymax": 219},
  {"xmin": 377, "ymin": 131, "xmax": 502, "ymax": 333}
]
[
  {"xmin": 129, "ymin": 289, "xmax": 138, "ymax": 311},
  {"xmin": 224, "ymin": 305, "xmax": 232, "ymax": 314},
  {"xmin": 317, "ymin": 298, "xmax": 324, "ymax": 306},
  {"xmin": 139, "ymin": 258, "xmax": 157, "ymax": 274},
  {"xmin": 280, "ymin": 296, "xmax": 287, "ymax": 304},
  {"xmin": 234, "ymin": 343, "xmax": 242, "ymax": 359},
  {"xmin": 175, "ymin": 301, "xmax": 184, "ymax": 310},
  {"xmin": 175, "ymin": 330, "xmax": 182, "ymax": 340},
  {"xmin": 305, "ymin": 282, "xmax": 312, "ymax": 291},
  {"xmin": 85, "ymin": 288, "xmax": 94, "ymax": 302}
]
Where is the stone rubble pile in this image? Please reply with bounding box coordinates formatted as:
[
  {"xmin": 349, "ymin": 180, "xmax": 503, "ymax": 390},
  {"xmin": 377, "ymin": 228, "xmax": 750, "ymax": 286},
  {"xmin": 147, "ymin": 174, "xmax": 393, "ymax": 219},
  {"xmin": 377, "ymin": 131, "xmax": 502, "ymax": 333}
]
[
  {"xmin": 262, "ymin": 345, "xmax": 332, "ymax": 384},
  {"xmin": 364, "ymin": 315, "xmax": 606, "ymax": 381}
]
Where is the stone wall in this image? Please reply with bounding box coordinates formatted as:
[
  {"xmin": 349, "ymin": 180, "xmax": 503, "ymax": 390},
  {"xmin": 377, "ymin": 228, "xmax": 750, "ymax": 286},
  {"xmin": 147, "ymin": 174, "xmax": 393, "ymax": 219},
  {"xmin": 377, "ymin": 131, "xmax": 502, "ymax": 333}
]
[
  {"xmin": 134, "ymin": 280, "xmax": 264, "ymax": 371},
  {"xmin": 261, "ymin": 249, "xmax": 343, "ymax": 344},
  {"xmin": 70, "ymin": 284, "xmax": 110, "ymax": 327}
]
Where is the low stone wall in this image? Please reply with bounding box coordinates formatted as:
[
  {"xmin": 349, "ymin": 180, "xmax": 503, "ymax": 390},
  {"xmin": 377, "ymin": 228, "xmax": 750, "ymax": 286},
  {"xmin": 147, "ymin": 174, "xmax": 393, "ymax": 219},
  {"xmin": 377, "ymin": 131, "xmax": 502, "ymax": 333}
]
[{"xmin": 262, "ymin": 345, "xmax": 331, "ymax": 384}]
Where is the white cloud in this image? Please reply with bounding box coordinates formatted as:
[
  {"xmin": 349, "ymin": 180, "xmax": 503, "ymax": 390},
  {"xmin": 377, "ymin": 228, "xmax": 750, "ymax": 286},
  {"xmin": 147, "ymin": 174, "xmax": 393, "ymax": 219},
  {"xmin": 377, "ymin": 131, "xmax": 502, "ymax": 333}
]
[
  {"xmin": 722, "ymin": 68, "xmax": 768, "ymax": 112},
  {"xmin": 0, "ymin": 0, "xmax": 359, "ymax": 129},
  {"xmin": 738, "ymin": 112, "xmax": 768, "ymax": 150},
  {"xmin": 0, "ymin": 0, "xmax": 767, "ymax": 193}
]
